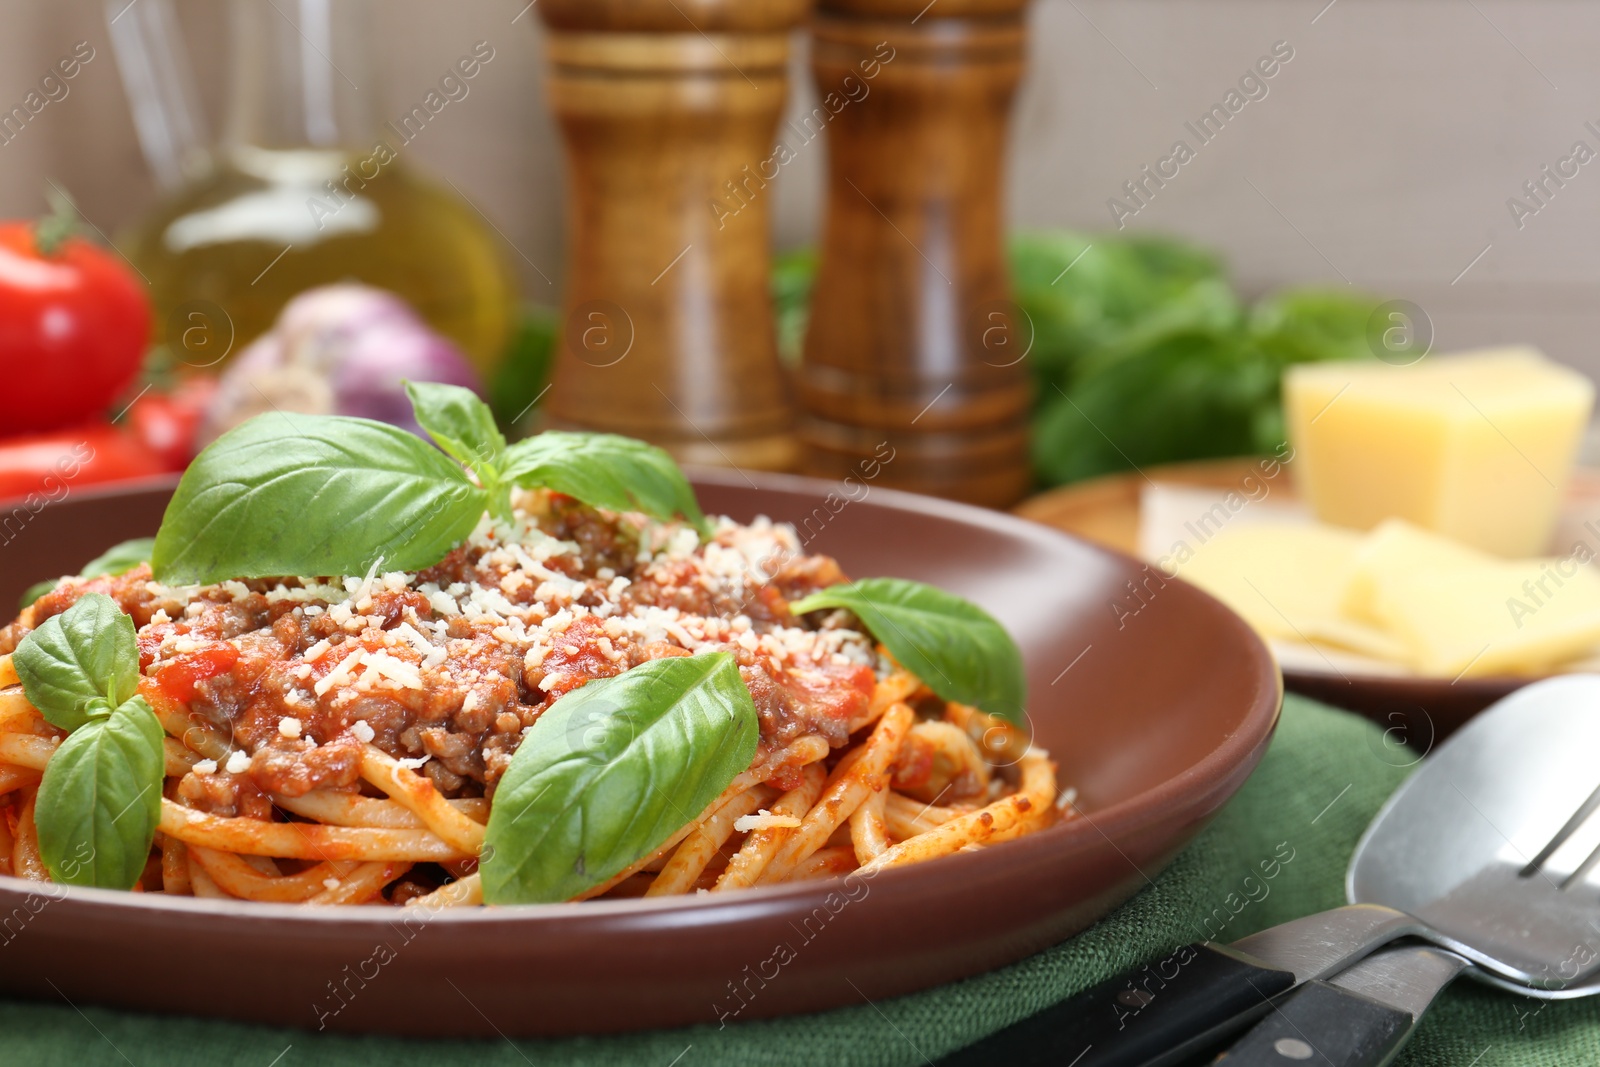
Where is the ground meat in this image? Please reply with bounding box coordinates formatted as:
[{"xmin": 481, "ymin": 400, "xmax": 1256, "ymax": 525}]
[
  {"xmin": 741, "ymin": 656, "xmax": 875, "ymax": 749},
  {"xmin": 769, "ymin": 554, "xmax": 848, "ymax": 602},
  {"xmin": 249, "ymin": 734, "xmax": 363, "ymax": 797},
  {"xmin": 541, "ymin": 495, "xmax": 640, "ymax": 575},
  {"xmin": 176, "ymin": 768, "xmax": 274, "ymax": 820},
  {"xmin": 9, "ymin": 494, "xmax": 881, "ymax": 811},
  {"xmin": 531, "ymin": 616, "xmax": 624, "ymax": 697}
]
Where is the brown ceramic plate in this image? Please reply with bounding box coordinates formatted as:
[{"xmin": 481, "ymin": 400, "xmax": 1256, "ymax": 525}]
[
  {"xmin": 1013, "ymin": 458, "xmax": 1600, "ymax": 740},
  {"xmin": 0, "ymin": 470, "xmax": 1280, "ymax": 1037}
]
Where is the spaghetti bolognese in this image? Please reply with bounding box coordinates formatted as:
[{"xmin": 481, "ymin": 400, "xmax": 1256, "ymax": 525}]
[{"xmin": 0, "ymin": 386, "xmax": 1059, "ymax": 907}]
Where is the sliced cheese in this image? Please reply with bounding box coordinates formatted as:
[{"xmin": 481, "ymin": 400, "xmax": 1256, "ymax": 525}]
[
  {"xmin": 1364, "ymin": 560, "xmax": 1600, "ymax": 678},
  {"xmin": 1171, "ymin": 523, "xmax": 1406, "ymax": 660},
  {"xmin": 1341, "ymin": 518, "xmax": 1494, "ymax": 626},
  {"xmin": 1338, "ymin": 519, "xmax": 1600, "ymax": 676},
  {"xmin": 1159, "ymin": 513, "xmax": 1600, "ymax": 679},
  {"xmin": 1285, "ymin": 347, "xmax": 1594, "ymax": 557}
]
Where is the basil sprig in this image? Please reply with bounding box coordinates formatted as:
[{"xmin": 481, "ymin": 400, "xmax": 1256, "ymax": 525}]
[
  {"xmin": 789, "ymin": 577, "xmax": 1027, "ymax": 726},
  {"xmin": 481, "ymin": 652, "xmax": 757, "ymax": 904},
  {"xmin": 404, "ymin": 381, "xmax": 514, "ymax": 522},
  {"xmin": 151, "ymin": 382, "xmax": 706, "ymax": 585},
  {"xmin": 19, "ymin": 537, "xmax": 156, "ymax": 610},
  {"xmin": 13, "ymin": 592, "xmax": 140, "ymax": 730},
  {"xmin": 151, "ymin": 413, "xmax": 486, "ymax": 585},
  {"xmin": 13, "ymin": 594, "xmax": 165, "ymax": 889},
  {"xmin": 502, "ymin": 431, "xmax": 708, "ymax": 536}
]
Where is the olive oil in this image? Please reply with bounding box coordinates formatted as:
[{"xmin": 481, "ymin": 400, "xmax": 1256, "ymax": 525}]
[
  {"xmin": 124, "ymin": 148, "xmax": 514, "ymax": 374},
  {"xmin": 117, "ymin": 0, "xmax": 515, "ymax": 375}
]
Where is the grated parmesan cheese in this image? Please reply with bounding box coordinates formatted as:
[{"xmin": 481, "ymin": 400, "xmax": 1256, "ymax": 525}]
[
  {"xmin": 225, "ymin": 750, "xmax": 251, "ymax": 775},
  {"xmin": 363, "ymin": 651, "xmax": 425, "ymax": 690},
  {"xmin": 278, "ymin": 717, "xmax": 303, "ymax": 739},
  {"xmin": 393, "ymin": 622, "xmax": 434, "ymax": 656},
  {"xmin": 314, "ymin": 648, "xmax": 364, "ymax": 696},
  {"xmin": 733, "ymin": 810, "xmax": 802, "ymax": 832},
  {"xmin": 348, "ymin": 556, "xmax": 384, "ymax": 608}
]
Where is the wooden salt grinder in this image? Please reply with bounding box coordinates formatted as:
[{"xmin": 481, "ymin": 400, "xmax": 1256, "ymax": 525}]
[
  {"xmin": 536, "ymin": 0, "xmax": 806, "ymax": 471},
  {"xmin": 800, "ymin": 0, "xmax": 1033, "ymax": 507}
]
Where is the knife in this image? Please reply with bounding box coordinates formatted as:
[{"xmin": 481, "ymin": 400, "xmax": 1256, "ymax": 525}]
[
  {"xmin": 1210, "ymin": 942, "xmax": 1469, "ymax": 1066},
  {"xmin": 933, "ymin": 905, "xmax": 1415, "ymax": 1067}
]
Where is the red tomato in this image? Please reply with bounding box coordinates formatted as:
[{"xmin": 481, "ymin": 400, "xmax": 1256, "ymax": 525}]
[
  {"xmin": 126, "ymin": 375, "xmax": 217, "ymax": 470},
  {"xmin": 0, "ymin": 222, "xmax": 152, "ymax": 434},
  {"xmin": 154, "ymin": 643, "xmax": 240, "ymax": 704},
  {"xmin": 0, "ymin": 423, "xmax": 167, "ymax": 504}
]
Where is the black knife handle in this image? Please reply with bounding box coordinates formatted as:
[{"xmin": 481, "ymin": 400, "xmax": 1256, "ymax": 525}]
[
  {"xmin": 935, "ymin": 943, "xmax": 1297, "ymax": 1067},
  {"xmin": 1210, "ymin": 981, "xmax": 1414, "ymax": 1067}
]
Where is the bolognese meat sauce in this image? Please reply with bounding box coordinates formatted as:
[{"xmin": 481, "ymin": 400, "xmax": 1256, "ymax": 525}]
[{"xmin": 0, "ymin": 492, "xmax": 880, "ymax": 814}]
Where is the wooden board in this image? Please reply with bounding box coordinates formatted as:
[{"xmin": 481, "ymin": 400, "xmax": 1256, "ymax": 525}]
[
  {"xmin": 1015, "ymin": 458, "xmax": 1295, "ymax": 556},
  {"xmin": 1015, "ymin": 457, "xmax": 1600, "ymax": 739}
]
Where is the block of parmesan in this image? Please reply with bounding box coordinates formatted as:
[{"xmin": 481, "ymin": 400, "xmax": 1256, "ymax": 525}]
[{"xmin": 1285, "ymin": 347, "xmax": 1593, "ymax": 557}]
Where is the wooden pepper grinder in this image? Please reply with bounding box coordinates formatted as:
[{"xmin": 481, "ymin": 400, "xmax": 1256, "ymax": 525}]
[
  {"xmin": 800, "ymin": 0, "xmax": 1032, "ymax": 507},
  {"xmin": 536, "ymin": 0, "xmax": 806, "ymax": 471}
]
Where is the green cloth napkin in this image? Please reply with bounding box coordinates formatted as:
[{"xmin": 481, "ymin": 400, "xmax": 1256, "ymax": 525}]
[{"xmin": 1, "ymin": 694, "xmax": 1595, "ymax": 1066}]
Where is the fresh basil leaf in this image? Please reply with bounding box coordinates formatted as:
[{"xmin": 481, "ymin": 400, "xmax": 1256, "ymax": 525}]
[
  {"xmin": 18, "ymin": 580, "xmax": 57, "ymax": 611},
  {"xmin": 789, "ymin": 577, "xmax": 1026, "ymax": 726},
  {"xmin": 502, "ymin": 431, "xmax": 708, "ymax": 535},
  {"xmin": 404, "ymin": 381, "xmax": 507, "ymax": 479},
  {"xmin": 481, "ymin": 651, "xmax": 758, "ymax": 904},
  {"xmin": 81, "ymin": 537, "xmax": 157, "ymax": 580},
  {"xmin": 34, "ymin": 694, "xmax": 164, "ymax": 890},
  {"xmin": 151, "ymin": 413, "xmax": 488, "ymax": 585},
  {"xmin": 14, "ymin": 593, "xmax": 140, "ymax": 731}
]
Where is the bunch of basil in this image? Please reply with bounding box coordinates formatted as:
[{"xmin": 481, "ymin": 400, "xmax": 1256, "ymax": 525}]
[
  {"xmin": 1013, "ymin": 232, "xmax": 1394, "ymax": 485},
  {"xmin": 12, "ymin": 383, "xmax": 1025, "ymax": 904},
  {"xmin": 772, "ymin": 231, "xmax": 1400, "ymax": 487}
]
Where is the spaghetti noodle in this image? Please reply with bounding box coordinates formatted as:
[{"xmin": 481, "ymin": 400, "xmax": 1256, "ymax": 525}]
[{"xmin": 0, "ymin": 492, "xmax": 1061, "ymax": 905}]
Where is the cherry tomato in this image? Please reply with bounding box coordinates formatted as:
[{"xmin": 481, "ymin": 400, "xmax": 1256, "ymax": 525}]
[
  {"xmin": 126, "ymin": 375, "xmax": 217, "ymax": 470},
  {"xmin": 0, "ymin": 423, "xmax": 167, "ymax": 504},
  {"xmin": 0, "ymin": 221, "xmax": 152, "ymax": 434}
]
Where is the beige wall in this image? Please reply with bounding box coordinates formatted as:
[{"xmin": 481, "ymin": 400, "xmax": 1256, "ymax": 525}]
[{"xmin": 3, "ymin": 0, "xmax": 1598, "ymax": 376}]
